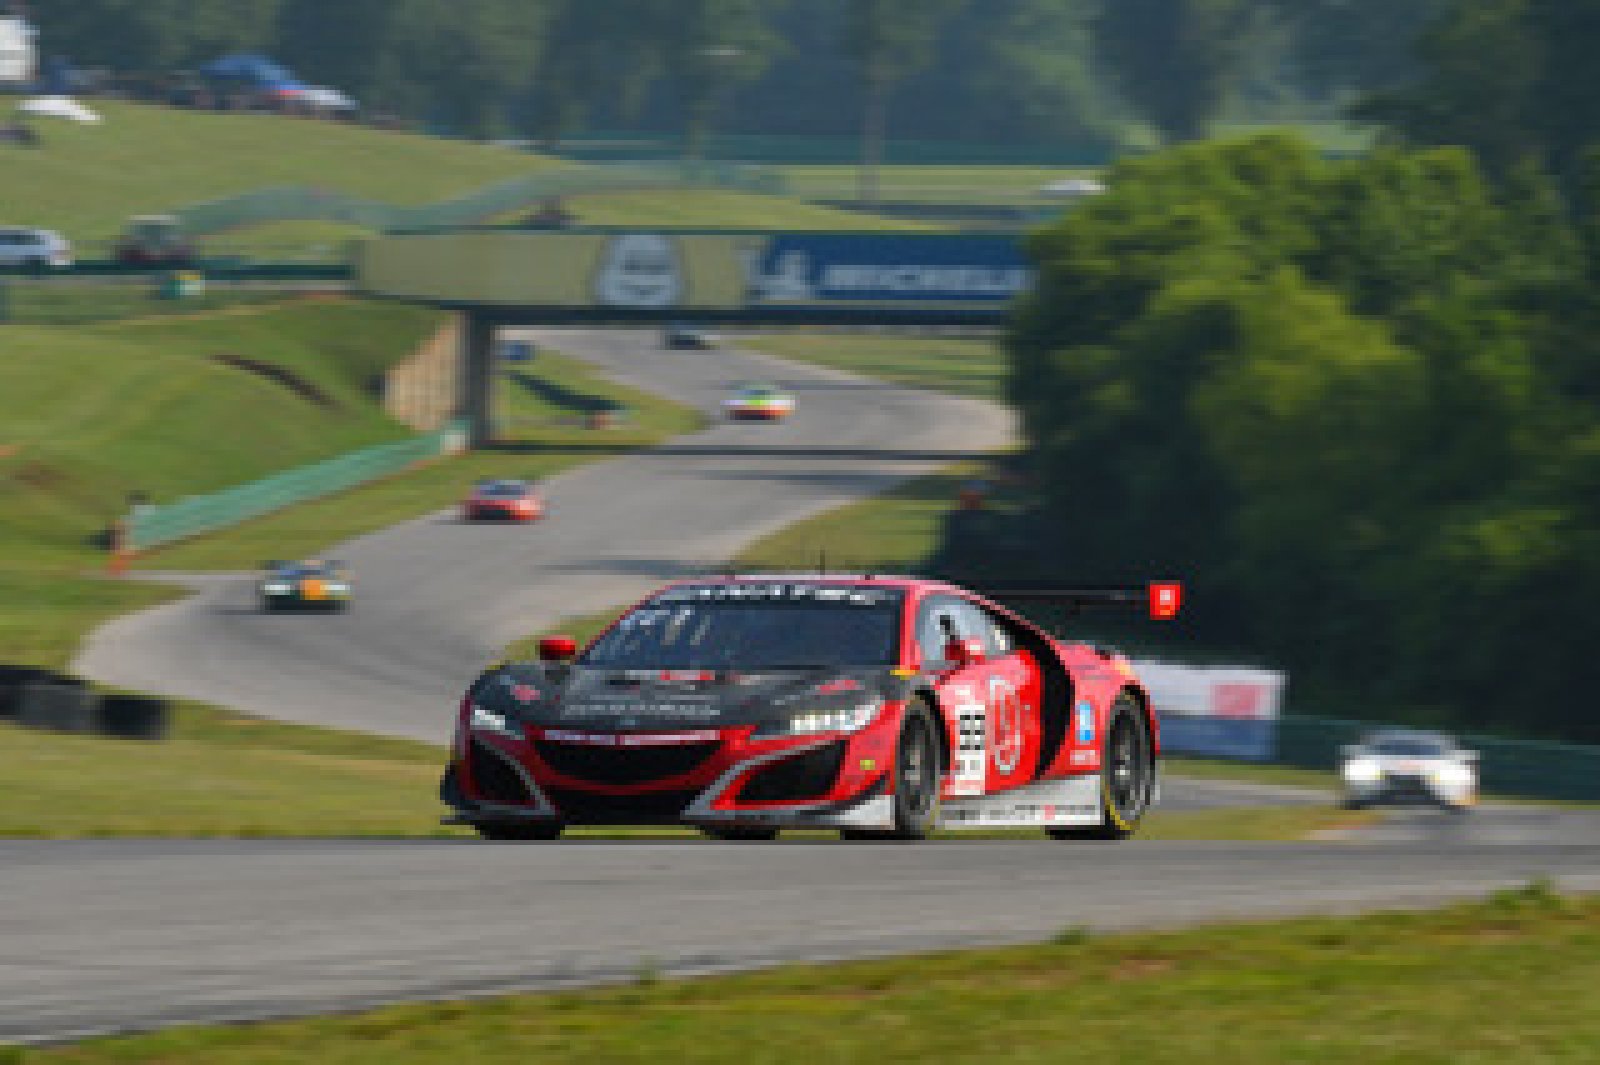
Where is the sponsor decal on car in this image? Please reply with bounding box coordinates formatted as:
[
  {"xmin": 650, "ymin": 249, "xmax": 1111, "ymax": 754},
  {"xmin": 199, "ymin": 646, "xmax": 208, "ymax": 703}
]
[
  {"xmin": 949, "ymin": 701, "xmax": 987, "ymax": 797},
  {"xmin": 650, "ymin": 584, "xmax": 897, "ymax": 606},
  {"xmin": 559, "ymin": 702, "xmax": 723, "ymax": 720},
  {"xmin": 1075, "ymin": 699, "xmax": 1096, "ymax": 745},
  {"xmin": 988, "ymin": 675, "xmax": 1025, "ymax": 775},
  {"xmin": 541, "ymin": 729, "xmax": 721, "ymax": 746}
]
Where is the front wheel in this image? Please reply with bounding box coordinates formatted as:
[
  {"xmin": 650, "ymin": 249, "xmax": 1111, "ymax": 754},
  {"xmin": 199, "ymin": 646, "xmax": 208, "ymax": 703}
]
[
  {"xmin": 1048, "ymin": 693, "xmax": 1154, "ymax": 841},
  {"xmin": 474, "ymin": 821, "xmax": 564, "ymax": 841},
  {"xmin": 842, "ymin": 700, "xmax": 942, "ymax": 842}
]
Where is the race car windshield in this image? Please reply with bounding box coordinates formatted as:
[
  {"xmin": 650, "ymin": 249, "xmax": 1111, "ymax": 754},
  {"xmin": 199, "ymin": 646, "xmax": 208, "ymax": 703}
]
[
  {"xmin": 581, "ymin": 600, "xmax": 901, "ymax": 670},
  {"xmin": 1367, "ymin": 737, "xmax": 1451, "ymax": 758},
  {"xmin": 477, "ymin": 482, "xmax": 526, "ymax": 499}
]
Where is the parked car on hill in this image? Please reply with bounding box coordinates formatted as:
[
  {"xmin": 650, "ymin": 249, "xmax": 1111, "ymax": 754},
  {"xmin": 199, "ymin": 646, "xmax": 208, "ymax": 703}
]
[{"xmin": 0, "ymin": 227, "xmax": 71, "ymax": 270}]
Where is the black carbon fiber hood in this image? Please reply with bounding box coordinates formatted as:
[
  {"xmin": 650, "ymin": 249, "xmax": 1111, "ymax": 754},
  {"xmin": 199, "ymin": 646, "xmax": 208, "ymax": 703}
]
[{"xmin": 472, "ymin": 663, "xmax": 912, "ymax": 731}]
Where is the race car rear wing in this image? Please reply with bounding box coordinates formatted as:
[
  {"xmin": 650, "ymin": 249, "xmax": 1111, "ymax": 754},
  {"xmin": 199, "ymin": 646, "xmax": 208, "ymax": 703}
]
[{"xmin": 971, "ymin": 581, "xmax": 1182, "ymax": 620}]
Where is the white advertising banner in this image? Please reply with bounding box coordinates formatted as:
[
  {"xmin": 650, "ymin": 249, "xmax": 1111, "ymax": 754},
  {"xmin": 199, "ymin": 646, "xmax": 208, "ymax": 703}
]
[{"xmin": 1131, "ymin": 661, "xmax": 1287, "ymax": 761}]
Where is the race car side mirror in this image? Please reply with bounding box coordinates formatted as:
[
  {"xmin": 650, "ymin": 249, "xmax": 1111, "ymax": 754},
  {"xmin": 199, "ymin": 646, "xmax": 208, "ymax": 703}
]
[
  {"xmin": 943, "ymin": 637, "xmax": 987, "ymax": 669},
  {"xmin": 537, "ymin": 636, "xmax": 578, "ymax": 662}
]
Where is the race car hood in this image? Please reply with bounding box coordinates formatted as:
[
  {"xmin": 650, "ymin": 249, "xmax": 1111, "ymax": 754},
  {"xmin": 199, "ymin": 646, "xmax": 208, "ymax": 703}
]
[{"xmin": 473, "ymin": 663, "xmax": 910, "ymax": 731}]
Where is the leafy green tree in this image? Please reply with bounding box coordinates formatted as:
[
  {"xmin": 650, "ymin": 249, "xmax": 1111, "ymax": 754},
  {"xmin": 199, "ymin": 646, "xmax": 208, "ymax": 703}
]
[
  {"xmin": 1094, "ymin": 0, "xmax": 1264, "ymax": 143},
  {"xmin": 34, "ymin": 0, "xmax": 282, "ymax": 71},
  {"xmin": 650, "ymin": 0, "xmax": 778, "ymax": 161},
  {"xmin": 1008, "ymin": 134, "xmax": 1600, "ymax": 740},
  {"xmin": 840, "ymin": 0, "xmax": 964, "ymax": 202}
]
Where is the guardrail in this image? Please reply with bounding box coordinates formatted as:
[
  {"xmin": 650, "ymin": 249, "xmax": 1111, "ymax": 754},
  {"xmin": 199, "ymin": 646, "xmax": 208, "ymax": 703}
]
[
  {"xmin": 168, "ymin": 161, "xmax": 786, "ymax": 236},
  {"xmin": 0, "ymin": 261, "xmax": 352, "ymax": 281},
  {"xmin": 123, "ymin": 420, "xmax": 468, "ymax": 553}
]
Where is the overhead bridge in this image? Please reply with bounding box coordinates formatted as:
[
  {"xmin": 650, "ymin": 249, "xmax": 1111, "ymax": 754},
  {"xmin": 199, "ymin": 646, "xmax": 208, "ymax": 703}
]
[{"xmin": 356, "ymin": 228, "xmax": 1031, "ymax": 445}]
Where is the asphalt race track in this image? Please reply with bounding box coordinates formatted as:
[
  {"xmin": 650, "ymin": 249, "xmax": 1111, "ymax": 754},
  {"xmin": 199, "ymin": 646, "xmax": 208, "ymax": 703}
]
[
  {"xmin": 5, "ymin": 832, "xmax": 1599, "ymax": 1044},
  {"xmin": 19, "ymin": 329, "xmax": 1593, "ymax": 1044}
]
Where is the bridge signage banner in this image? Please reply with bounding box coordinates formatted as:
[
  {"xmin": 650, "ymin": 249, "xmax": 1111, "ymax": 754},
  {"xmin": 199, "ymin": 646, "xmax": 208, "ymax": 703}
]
[{"xmin": 357, "ymin": 229, "xmax": 1035, "ymax": 321}]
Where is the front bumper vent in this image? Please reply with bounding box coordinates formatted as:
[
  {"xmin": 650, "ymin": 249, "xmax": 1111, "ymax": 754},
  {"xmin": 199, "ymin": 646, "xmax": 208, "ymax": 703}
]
[
  {"xmin": 468, "ymin": 738, "xmax": 534, "ymax": 804},
  {"xmin": 738, "ymin": 741, "xmax": 847, "ymax": 803},
  {"xmin": 543, "ymin": 787, "xmax": 700, "ymax": 824},
  {"xmin": 533, "ymin": 739, "xmax": 720, "ymax": 785}
]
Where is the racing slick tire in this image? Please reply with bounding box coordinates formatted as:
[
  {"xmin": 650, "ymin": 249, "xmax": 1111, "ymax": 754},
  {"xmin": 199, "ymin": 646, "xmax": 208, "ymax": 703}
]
[
  {"xmin": 474, "ymin": 821, "xmax": 565, "ymax": 841},
  {"xmin": 841, "ymin": 700, "xmax": 942, "ymax": 842},
  {"xmin": 1048, "ymin": 693, "xmax": 1154, "ymax": 842},
  {"xmin": 700, "ymin": 827, "xmax": 780, "ymax": 841}
]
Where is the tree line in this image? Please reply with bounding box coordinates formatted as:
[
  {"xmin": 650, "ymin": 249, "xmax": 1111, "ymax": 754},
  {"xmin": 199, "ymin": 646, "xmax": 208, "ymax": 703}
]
[
  {"xmin": 1005, "ymin": 0, "xmax": 1600, "ymax": 743},
  {"xmin": 29, "ymin": 1, "xmax": 1444, "ymax": 145}
]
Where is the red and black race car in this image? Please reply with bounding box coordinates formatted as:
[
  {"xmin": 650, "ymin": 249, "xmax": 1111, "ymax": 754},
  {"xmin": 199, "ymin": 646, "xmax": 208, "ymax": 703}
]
[
  {"xmin": 462, "ymin": 479, "xmax": 544, "ymax": 522},
  {"xmin": 441, "ymin": 574, "xmax": 1181, "ymax": 841}
]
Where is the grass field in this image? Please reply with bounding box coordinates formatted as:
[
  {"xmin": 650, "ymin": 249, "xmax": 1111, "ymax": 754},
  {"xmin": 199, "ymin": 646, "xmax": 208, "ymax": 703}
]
[
  {"xmin": 0, "ymin": 101, "xmax": 570, "ymax": 247},
  {"xmin": 777, "ymin": 164, "xmax": 1097, "ymax": 205},
  {"xmin": 21, "ymin": 884, "xmax": 1594, "ymax": 1063},
  {"xmin": 571, "ymin": 188, "xmax": 928, "ymax": 230},
  {"xmin": 741, "ymin": 332, "xmax": 1005, "ymax": 401},
  {"xmin": 0, "ymin": 101, "xmax": 917, "ymax": 253}
]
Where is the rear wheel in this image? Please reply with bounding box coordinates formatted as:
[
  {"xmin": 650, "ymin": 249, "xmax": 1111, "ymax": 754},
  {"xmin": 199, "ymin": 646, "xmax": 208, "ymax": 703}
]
[
  {"xmin": 1048, "ymin": 694, "xmax": 1154, "ymax": 841},
  {"xmin": 474, "ymin": 821, "xmax": 564, "ymax": 841},
  {"xmin": 701, "ymin": 826, "xmax": 779, "ymax": 841},
  {"xmin": 842, "ymin": 701, "xmax": 942, "ymax": 842}
]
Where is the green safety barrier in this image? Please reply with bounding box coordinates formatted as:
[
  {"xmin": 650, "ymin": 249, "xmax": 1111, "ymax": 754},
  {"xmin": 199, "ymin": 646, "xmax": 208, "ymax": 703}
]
[
  {"xmin": 126, "ymin": 421, "xmax": 468, "ymax": 551},
  {"xmin": 548, "ymin": 131, "xmax": 1120, "ymax": 167},
  {"xmin": 169, "ymin": 162, "xmax": 785, "ymax": 237},
  {"xmin": 1273, "ymin": 715, "xmax": 1600, "ymax": 802}
]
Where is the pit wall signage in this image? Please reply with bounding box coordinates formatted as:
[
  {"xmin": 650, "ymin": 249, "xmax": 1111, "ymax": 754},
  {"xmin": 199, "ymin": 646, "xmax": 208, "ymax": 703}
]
[
  {"xmin": 1133, "ymin": 662, "xmax": 1286, "ymax": 762},
  {"xmin": 357, "ymin": 230, "xmax": 1035, "ymax": 311}
]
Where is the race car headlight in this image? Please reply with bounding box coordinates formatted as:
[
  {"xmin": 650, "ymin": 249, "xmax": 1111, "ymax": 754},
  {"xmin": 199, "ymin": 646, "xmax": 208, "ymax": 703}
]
[
  {"xmin": 758, "ymin": 703, "xmax": 879, "ymax": 739},
  {"xmin": 1341, "ymin": 758, "xmax": 1382, "ymax": 784},
  {"xmin": 1431, "ymin": 762, "xmax": 1473, "ymax": 787},
  {"xmin": 323, "ymin": 582, "xmax": 350, "ymax": 593},
  {"xmin": 469, "ymin": 702, "xmax": 522, "ymax": 739},
  {"xmin": 262, "ymin": 582, "xmax": 293, "ymax": 594}
]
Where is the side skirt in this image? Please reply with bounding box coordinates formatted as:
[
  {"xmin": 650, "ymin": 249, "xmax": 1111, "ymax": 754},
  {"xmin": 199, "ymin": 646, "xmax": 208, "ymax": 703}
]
[{"xmin": 941, "ymin": 774, "xmax": 1104, "ymax": 830}]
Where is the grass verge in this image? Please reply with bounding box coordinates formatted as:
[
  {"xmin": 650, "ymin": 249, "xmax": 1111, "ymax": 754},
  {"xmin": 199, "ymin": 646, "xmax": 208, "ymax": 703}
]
[
  {"xmin": 0, "ymin": 705, "xmax": 453, "ymax": 839},
  {"xmin": 740, "ymin": 332, "xmax": 1004, "ymax": 401},
  {"xmin": 23, "ymin": 884, "xmax": 1595, "ymax": 1063}
]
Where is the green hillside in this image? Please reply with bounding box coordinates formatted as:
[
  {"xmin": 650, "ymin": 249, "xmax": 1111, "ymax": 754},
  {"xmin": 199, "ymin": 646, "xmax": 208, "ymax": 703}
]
[
  {"xmin": 0, "ymin": 298, "xmax": 442, "ymax": 662},
  {"xmin": 0, "ymin": 102, "xmax": 570, "ymax": 245},
  {"xmin": 0, "ymin": 101, "xmax": 917, "ymax": 249}
]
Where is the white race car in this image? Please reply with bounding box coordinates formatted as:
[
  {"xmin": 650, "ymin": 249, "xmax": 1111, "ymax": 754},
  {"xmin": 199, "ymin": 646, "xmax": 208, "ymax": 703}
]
[{"xmin": 1339, "ymin": 730, "xmax": 1478, "ymax": 812}]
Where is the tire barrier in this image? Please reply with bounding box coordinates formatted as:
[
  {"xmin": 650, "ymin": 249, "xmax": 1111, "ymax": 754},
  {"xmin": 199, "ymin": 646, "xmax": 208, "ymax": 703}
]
[
  {"xmin": 96, "ymin": 694, "xmax": 171, "ymax": 742},
  {"xmin": 1, "ymin": 667, "xmax": 172, "ymax": 741},
  {"xmin": 0, "ymin": 666, "xmax": 54, "ymax": 719},
  {"xmin": 17, "ymin": 680, "xmax": 99, "ymax": 734}
]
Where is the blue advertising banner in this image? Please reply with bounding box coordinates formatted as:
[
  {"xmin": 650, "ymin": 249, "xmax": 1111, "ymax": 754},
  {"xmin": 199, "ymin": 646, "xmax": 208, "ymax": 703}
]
[
  {"xmin": 1158, "ymin": 717, "xmax": 1279, "ymax": 762},
  {"xmin": 745, "ymin": 234, "xmax": 1032, "ymax": 306}
]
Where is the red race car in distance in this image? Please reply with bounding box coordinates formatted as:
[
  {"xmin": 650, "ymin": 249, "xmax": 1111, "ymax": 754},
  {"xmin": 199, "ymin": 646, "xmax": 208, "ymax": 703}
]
[
  {"xmin": 442, "ymin": 574, "xmax": 1180, "ymax": 842},
  {"xmin": 462, "ymin": 479, "xmax": 544, "ymax": 522}
]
